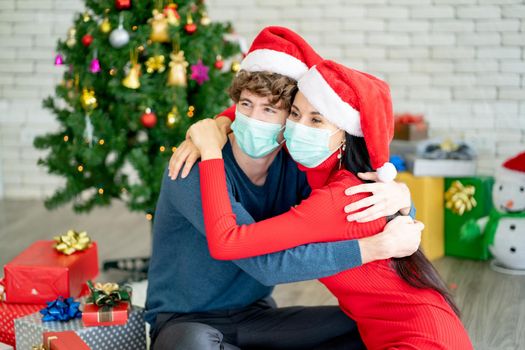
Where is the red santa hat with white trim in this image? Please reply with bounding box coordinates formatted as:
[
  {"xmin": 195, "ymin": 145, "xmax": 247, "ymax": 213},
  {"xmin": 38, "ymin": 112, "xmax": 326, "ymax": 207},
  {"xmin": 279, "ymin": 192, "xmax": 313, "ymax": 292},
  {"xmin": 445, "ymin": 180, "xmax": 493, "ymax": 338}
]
[
  {"xmin": 298, "ymin": 60, "xmax": 397, "ymax": 182},
  {"xmin": 497, "ymin": 151, "xmax": 525, "ymax": 183},
  {"xmin": 240, "ymin": 26, "xmax": 322, "ymax": 80}
]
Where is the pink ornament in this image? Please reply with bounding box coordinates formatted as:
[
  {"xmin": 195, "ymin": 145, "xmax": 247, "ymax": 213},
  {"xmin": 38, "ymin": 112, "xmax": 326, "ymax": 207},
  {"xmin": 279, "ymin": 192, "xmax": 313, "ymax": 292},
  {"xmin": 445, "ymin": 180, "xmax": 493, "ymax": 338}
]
[
  {"xmin": 54, "ymin": 54, "xmax": 64, "ymax": 66},
  {"xmin": 190, "ymin": 59, "xmax": 209, "ymax": 85},
  {"xmin": 90, "ymin": 58, "xmax": 101, "ymax": 73}
]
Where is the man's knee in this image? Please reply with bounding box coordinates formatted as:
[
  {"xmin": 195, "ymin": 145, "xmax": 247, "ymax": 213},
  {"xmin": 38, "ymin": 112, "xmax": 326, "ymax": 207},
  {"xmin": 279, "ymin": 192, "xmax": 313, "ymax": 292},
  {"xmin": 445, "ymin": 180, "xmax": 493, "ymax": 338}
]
[{"xmin": 153, "ymin": 322, "xmax": 229, "ymax": 350}]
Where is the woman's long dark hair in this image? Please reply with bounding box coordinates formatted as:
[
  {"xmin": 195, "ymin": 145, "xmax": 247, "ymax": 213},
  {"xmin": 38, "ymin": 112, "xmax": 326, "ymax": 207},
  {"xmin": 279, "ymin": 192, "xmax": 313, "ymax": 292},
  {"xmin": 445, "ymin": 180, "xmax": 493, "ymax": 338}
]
[{"xmin": 343, "ymin": 134, "xmax": 460, "ymax": 317}]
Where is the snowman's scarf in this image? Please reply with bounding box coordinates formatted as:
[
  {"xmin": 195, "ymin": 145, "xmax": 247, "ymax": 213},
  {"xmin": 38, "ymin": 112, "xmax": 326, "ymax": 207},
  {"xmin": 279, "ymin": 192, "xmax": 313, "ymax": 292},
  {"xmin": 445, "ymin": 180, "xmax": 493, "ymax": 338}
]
[{"xmin": 484, "ymin": 209, "xmax": 525, "ymax": 247}]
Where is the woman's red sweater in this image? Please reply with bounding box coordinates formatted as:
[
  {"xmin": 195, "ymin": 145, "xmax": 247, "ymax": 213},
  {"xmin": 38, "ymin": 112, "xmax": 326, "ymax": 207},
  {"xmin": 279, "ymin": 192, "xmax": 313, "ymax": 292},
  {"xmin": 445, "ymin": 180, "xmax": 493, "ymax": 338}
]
[{"xmin": 199, "ymin": 151, "xmax": 473, "ymax": 349}]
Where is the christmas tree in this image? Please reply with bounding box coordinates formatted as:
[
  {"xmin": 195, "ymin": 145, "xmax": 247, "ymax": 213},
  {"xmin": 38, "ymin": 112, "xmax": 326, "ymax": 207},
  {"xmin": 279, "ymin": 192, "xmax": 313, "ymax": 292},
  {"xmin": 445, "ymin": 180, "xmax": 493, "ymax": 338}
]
[{"xmin": 34, "ymin": 0, "xmax": 241, "ymax": 219}]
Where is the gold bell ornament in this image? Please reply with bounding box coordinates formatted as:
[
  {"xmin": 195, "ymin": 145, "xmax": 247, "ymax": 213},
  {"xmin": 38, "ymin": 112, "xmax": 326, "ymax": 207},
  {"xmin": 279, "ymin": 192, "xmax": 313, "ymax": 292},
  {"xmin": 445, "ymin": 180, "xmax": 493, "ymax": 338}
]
[
  {"xmin": 149, "ymin": 9, "xmax": 170, "ymax": 43},
  {"xmin": 100, "ymin": 13, "xmax": 111, "ymax": 34},
  {"xmin": 66, "ymin": 27, "xmax": 77, "ymax": 48},
  {"xmin": 122, "ymin": 49, "xmax": 141, "ymax": 89},
  {"xmin": 167, "ymin": 50, "xmax": 188, "ymax": 87}
]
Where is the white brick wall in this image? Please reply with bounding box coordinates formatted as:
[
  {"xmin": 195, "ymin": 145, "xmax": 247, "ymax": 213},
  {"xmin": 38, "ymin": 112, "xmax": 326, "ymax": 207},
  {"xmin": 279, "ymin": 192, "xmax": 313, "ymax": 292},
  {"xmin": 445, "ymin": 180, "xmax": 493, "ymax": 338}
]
[{"xmin": 0, "ymin": 0, "xmax": 524, "ymax": 199}]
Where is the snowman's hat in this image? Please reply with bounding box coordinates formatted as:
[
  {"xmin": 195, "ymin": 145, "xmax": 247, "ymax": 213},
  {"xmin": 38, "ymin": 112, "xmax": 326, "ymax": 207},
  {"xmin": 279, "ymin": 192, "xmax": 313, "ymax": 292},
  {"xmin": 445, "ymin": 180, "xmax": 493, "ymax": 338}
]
[{"xmin": 497, "ymin": 151, "xmax": 525, "ymax": 182}]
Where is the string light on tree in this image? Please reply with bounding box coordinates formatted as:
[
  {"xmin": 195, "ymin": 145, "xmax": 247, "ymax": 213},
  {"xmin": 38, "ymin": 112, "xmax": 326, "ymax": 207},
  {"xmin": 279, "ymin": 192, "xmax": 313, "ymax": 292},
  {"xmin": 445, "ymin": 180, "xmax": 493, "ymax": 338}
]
[
  {"xmin": 187, "ymin": 105, "xmax": 195, "ymax": 118},
  {"xmin": 166, "ymin": 106, "xmax": 181, "ymax": 128}
]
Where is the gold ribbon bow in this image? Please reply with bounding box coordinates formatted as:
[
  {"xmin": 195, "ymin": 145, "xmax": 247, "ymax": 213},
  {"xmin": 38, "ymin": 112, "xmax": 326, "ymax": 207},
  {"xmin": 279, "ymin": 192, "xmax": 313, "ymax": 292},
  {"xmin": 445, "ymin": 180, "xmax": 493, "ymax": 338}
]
[
  {"xmin": 145, "ymin": 55, "xmax": 166, "ymax": 73},
  {"xmin": 95, "ymin": 282, "xmax": 120, "ymax": 295},
  {"xmin": 54, "ymin": 230, "xmax": 92, "ymax": 255},
  {"xmin": 445, "ymin": 181, "xmax": 477, "ymax": 215},
  {"xmin": 32, "ymin": 336, "xmax": 58, "ymax": 350}
]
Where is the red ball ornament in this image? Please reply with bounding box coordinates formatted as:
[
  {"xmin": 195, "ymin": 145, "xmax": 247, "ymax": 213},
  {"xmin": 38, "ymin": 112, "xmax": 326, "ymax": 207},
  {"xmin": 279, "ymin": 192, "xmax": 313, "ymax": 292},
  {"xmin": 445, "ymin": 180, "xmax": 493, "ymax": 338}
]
[
  {"xmin": 141, "ymin": 109, "xmax": 157, "ymax": 128},
  {"xmin": 185, "ymin": 23, "xmax": 197, "ymax": 34},
  {"xmin": 81, "ymin": 34, "xmax": 93, "ymax": 47},
  {"xmin": 115, "ymin": 0, "xmax": 131, "ymax": 10},
  {"xmin": 214, "ymin": 56, "xmax": 224, "ymax": 70}
]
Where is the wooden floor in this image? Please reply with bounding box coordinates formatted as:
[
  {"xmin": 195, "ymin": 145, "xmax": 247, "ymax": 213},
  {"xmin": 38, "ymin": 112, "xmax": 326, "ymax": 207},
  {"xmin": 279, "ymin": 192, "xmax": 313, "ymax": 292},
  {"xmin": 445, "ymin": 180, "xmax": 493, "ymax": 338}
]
[{"xmin": 1, "ymin": 199, "xmax": 524, "ymax": 349}]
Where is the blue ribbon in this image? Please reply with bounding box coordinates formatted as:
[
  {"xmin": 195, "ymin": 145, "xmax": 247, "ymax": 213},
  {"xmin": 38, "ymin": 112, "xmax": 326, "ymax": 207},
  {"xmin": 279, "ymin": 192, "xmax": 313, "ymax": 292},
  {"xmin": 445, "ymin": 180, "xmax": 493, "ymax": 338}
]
[
  {"xmin": 40, "ymin": 297, "xmax": 82, "ymax": 322},
  {"xmin": 390, "ymin": 155, "xmax": 407, "ymax": 172}
]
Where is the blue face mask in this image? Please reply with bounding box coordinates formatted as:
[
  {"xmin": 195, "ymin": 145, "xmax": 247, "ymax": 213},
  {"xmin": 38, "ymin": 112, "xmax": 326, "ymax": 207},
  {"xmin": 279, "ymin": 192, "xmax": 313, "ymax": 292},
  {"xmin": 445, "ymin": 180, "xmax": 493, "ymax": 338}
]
[
  {"xmin": 284, "ymin": 119, "xmax": 341, "ymax": 168},
  {"xmin": 231, "ymin": 110, "xmax": 284, "ymax": 159}
]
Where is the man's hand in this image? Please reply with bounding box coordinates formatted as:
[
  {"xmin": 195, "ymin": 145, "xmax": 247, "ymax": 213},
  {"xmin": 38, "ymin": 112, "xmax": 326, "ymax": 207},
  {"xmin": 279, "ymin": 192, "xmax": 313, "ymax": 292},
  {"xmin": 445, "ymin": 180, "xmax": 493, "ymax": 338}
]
[
  {"xmin": 358, "ymin": 216, "xmax": 423, "ymax": 264},
  {"xmin": 168, "ymin": 117, "xmax": 232, "ymax": 180},
  {"xmin": 344, "ymin": 172, "xmax": 412, "ymax": 222},
  {"xmin": 187, "ymin": 119, "xmax": 226, "ymax": 160}
]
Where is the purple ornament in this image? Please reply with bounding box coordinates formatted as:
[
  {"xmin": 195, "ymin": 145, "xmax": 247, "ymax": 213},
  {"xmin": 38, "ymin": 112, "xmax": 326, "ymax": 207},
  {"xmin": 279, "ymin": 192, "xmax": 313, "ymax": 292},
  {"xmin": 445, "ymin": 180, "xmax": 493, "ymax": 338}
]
[
  {"xmin": 90, "ymin": 58, "xmax": 101, "ymax": 73},
  {"xmin": 54, "ymin": 54, "xmax": 64, "ymax": 66},
  {"xmin": 190, "ymin": 59, "xmax": 209, "ymax": 85}
]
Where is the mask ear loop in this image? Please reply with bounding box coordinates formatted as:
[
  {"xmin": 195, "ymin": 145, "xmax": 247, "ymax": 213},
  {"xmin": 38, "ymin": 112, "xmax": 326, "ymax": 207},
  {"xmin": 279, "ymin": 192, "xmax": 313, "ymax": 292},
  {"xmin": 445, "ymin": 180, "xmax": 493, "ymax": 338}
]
[
  {"xmin": 277, "ymin": 124, "xmax": 286, "ymax": 145},
  {"xmin": 336, "ymin": 130, "xmax": 346, "ymax": 170}
]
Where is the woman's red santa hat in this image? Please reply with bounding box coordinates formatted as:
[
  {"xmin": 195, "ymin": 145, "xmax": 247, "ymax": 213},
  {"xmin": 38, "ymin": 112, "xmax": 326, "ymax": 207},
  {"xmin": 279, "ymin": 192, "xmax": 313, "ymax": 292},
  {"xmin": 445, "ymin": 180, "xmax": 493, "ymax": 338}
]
[
  {"xmin": 240, "ymin": 26, "xmax": 322, "ymax": 80},
  {"xmin": 298, "ymin": 60, "xmax": 397, "ymax": 182}
]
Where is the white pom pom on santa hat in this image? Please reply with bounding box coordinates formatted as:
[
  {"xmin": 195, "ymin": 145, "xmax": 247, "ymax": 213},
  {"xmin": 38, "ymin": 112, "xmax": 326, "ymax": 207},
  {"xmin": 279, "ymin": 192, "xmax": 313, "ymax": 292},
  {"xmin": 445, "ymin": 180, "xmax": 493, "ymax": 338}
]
[{"xmin": 298, "ymin": 60, "xmax": 397, "ymax": 182}]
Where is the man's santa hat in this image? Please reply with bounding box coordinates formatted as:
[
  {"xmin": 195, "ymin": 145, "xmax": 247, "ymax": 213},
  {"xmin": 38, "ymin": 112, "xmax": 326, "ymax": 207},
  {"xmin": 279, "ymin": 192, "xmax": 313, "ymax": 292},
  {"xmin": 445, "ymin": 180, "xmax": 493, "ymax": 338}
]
[
  {"xmin": 298, "ymin": 60, "xmax": 397, "ymax": 182},
  {"xmin": 240, "ymin": 26, "xmax": 322, "ymax": 80},
  {"xmin": 497, "ymin": 151, "xmax": 525, "ymax": 183}
]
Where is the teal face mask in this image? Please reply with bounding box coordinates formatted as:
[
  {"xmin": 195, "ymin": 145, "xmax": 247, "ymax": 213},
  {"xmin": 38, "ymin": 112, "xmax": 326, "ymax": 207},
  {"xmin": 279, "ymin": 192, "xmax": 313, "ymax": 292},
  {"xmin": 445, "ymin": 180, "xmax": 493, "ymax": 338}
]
[
  {"xmin": 284, "ymin": 119, "xmax": 341, "ymax": 168},
  {"xmin": 231, "ymin": 110, "xmax": 284, "ymax": 159}
]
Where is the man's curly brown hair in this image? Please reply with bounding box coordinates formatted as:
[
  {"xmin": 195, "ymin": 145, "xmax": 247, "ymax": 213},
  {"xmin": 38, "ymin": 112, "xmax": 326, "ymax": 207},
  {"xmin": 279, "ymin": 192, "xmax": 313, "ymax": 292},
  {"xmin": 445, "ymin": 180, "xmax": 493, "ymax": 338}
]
[{"xmin": 228, "ymin": 70, "xmax": 298, "ymax": 111}]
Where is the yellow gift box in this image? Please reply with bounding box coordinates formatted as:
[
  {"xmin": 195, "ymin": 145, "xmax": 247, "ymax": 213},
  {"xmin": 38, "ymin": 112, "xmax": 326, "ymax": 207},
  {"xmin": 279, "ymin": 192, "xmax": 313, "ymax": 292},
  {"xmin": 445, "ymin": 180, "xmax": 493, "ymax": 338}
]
[{"xmin": 397, "ymin": 172, "xmax": 444, "ymax": 261}]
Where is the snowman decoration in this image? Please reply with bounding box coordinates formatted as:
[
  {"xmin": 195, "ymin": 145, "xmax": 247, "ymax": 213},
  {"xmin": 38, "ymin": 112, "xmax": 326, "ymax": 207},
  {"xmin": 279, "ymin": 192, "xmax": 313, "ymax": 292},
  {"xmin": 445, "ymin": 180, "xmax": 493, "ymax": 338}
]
[{"xmin": 465, "ymin": 152, "xmax": 525, "ymax": 274}]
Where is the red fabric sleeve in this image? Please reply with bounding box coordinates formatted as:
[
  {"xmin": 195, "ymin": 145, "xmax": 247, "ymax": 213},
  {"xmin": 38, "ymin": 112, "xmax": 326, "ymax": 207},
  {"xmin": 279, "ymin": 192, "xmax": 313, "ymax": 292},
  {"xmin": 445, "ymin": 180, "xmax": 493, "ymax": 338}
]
[
  {"xmin": 199, "ymin": 159, "xmax": 386, "ymax": 260},
  {"xmin": 215, "ymin": 104, "xmax": 236, "ymax": 121}
]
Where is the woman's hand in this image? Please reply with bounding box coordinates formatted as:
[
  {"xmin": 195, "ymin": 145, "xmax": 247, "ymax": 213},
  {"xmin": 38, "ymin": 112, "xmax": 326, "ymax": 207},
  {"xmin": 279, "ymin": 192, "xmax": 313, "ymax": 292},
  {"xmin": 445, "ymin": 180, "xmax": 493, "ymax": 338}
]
[
  {"xmin": 187, "ymin": 119, "xmax": 226, "ymax": 161},
  {"xmin": 168, "ymin": 139, "xmax": 201, "ymax": 179},
  {"xmin": 343, "ymin": 171, "xmax": 412, "ymax": 222},
  {"xmin": 168, "ymin": 117, "xmax": 232, "ymax": 179},
  {"xmin": 359, "ymin": 215, "xmax": 424, "ymax": 264}
]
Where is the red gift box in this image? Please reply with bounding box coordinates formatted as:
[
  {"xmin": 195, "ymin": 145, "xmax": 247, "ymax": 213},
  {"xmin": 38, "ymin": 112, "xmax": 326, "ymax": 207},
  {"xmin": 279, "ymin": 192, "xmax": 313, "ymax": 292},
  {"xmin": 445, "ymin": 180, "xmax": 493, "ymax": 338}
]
[
  {"xmin": 3, "ymin": 241, "xmax": 98, "ymax": 304},
  {"xmin": 43, "ymin": 331, "xmax": 90, "ymax": 350},
  {"xmin": 394, "ymin": 113, "xmax": 428, "ymax": 141},
  {"xmin": 0, "ymin": 301, "xmax": 44, "ymax": 347},
  {"xmin": 82, "ymin": 302, "xmax": 129, "ymax": 327}
]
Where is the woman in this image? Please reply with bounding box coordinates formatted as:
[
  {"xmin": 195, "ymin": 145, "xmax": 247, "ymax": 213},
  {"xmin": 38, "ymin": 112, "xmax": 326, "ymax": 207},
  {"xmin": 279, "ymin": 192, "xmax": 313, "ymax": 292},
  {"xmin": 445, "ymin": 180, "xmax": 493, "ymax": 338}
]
[{"xmin": 189, "ymin": 60, "xmax": 473, "ymax": 349}]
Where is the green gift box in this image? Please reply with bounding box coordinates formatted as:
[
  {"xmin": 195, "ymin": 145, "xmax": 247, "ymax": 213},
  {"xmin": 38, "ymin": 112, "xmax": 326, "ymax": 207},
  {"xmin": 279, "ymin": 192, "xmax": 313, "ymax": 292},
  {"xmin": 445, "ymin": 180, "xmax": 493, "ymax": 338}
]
[{"xmin": 444, "ymin": 176, "xmax": 494, "ymax": 260}]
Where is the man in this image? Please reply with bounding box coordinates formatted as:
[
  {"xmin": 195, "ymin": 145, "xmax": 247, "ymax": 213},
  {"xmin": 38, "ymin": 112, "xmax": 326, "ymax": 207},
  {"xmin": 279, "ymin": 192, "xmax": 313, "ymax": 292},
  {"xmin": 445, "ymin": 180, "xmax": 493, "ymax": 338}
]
[{"xmin": 146, "ymin": 27, "xmax": 422, "ymax": 350}]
